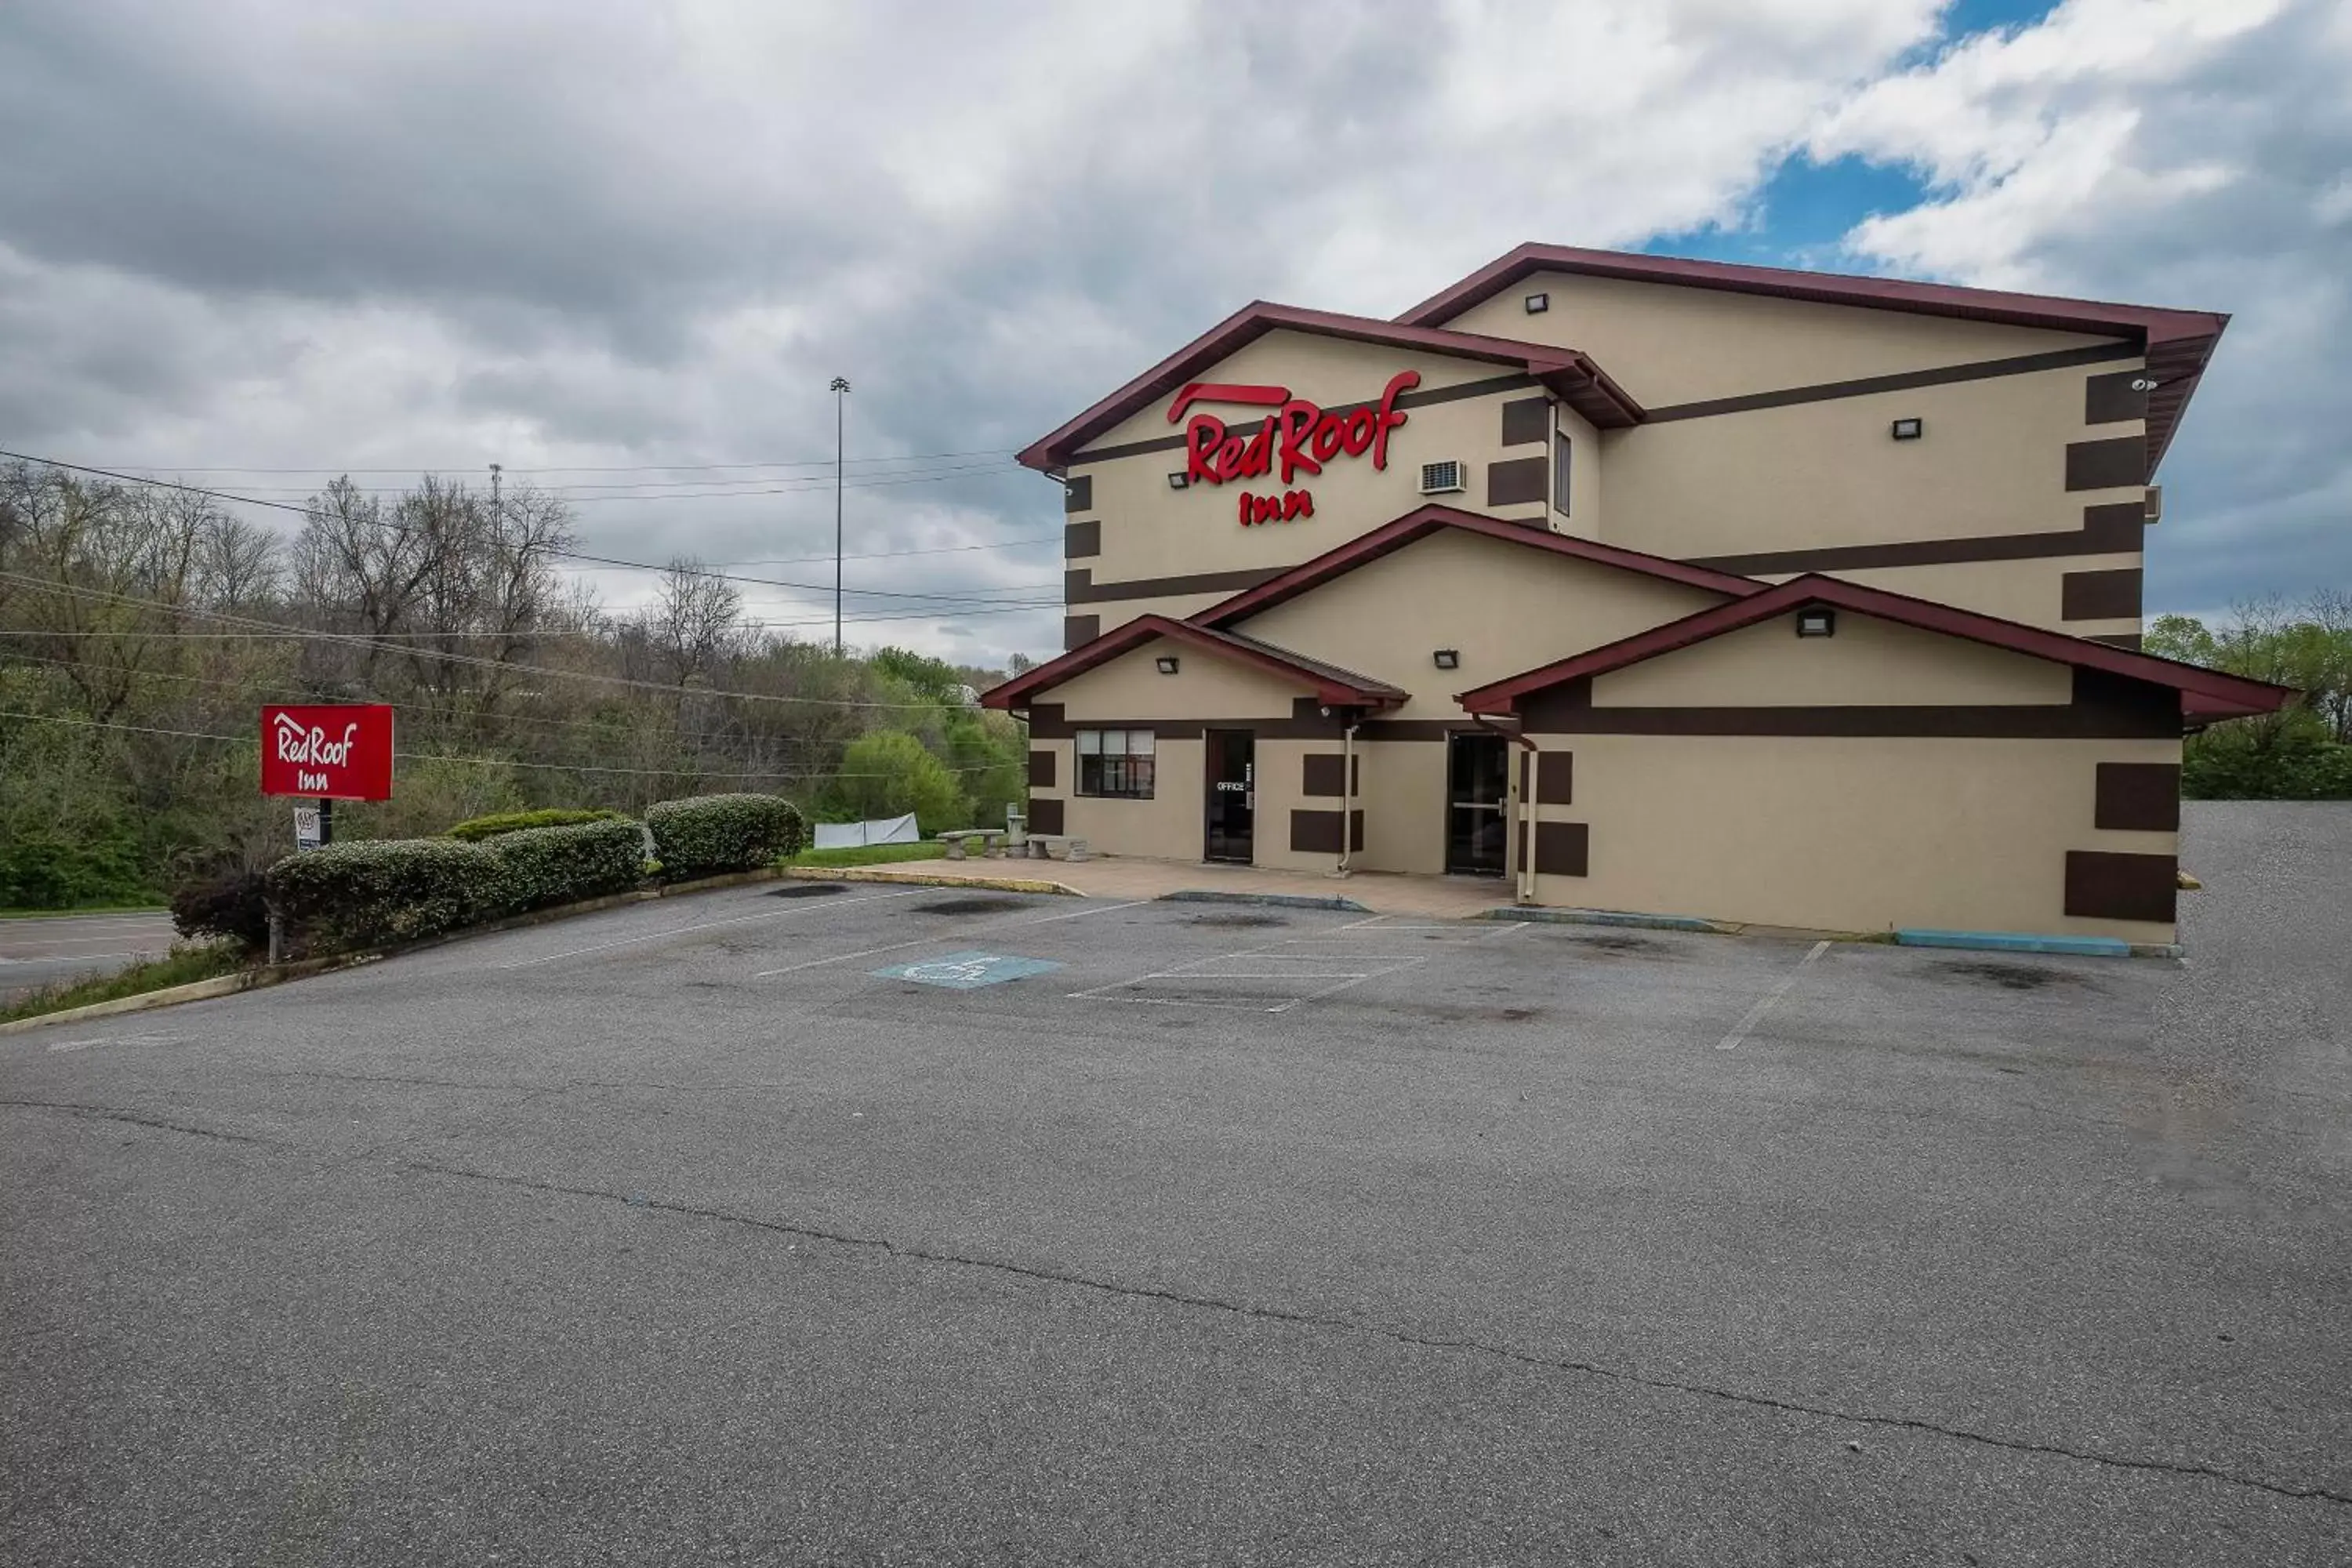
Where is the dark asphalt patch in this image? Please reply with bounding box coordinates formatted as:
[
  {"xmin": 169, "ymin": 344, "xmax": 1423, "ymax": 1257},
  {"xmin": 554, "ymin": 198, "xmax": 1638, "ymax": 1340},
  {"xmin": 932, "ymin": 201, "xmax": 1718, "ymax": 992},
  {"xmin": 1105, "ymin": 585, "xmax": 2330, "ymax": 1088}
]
[
  {"xmin": 1561, "ymin": 933, "xmax": 1663, "ymax": 954},
  {"xmin": 910, "ymin": 897, "xmax": 1034, "ymax": 916},
  {"xmin": 1185, "ymin": 913, "xmax": 1290, "ymax": 929},
  {"xmin": 768, "ymin": 883, "xmax": 848, "ymax": 898},
  {"xmin": 1938, "ymin": 960, "xmax": 2092, "ymax": 991}
]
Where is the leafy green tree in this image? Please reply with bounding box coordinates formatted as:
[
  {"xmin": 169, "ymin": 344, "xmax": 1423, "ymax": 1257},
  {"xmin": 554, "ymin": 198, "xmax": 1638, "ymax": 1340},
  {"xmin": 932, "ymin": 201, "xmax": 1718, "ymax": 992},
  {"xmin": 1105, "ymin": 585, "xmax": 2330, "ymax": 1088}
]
[
  {"xmin": 825, "ymin": 730, "xmax": 969, "ymax": 833},
  {"xmin": 2148, "ymin": 593, "xmax": 2352, "ymax": 799}
]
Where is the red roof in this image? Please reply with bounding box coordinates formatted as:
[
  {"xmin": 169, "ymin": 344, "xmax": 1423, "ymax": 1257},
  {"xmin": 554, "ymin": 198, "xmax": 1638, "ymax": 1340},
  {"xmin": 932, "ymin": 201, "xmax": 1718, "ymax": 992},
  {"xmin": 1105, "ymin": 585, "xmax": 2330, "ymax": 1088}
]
[
  {"xmin": 1014, "ymin": 302, "xmax": 1639, "ymax": 472},
  {"xmin": 1398, "ymin": 243, "xmax": 2227, "ymax": 468},
  {"xmin": 1191, "ymin": 503, "xmax": 1762, "ymax": 630},
  {"xmin": 1454, "ymin": 573, "xmax": 2294, "ymax": 722},
  {"xmin": 980, "ymin": 613, "xmax": 1407, "ymax": 712}
]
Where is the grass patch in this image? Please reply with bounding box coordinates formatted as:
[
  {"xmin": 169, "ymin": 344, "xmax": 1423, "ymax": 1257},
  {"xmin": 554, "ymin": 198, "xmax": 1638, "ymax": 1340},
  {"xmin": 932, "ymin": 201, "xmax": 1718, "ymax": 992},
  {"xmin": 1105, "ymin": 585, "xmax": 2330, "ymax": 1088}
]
[
  {"xmin": 783, "ymin": 842, "xmax": 947, "ymax": 868},
  {"xmin": 0, "ymin": 943, "xmax": 249, "ymax": 1025},
  {"xmin": 0, "ymin": 902, "xmax": 169, "ymax": 920}
]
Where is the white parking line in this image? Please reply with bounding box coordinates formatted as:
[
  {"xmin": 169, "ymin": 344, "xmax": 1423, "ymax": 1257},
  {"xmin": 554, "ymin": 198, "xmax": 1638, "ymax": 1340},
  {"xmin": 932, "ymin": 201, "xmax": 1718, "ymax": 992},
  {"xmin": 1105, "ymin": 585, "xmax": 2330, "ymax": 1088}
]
[
  {"xmin": 1069, "ymin": 931, "xmax": 1425, "ymax": 1014},
  {"xmin": 1715, "ymin": 940, "xmax": 1831, "ymax": 1051},
  {"xmin": 499, "ymin": 888, "xmax": 927, "ymax": 969},
  {"xmin": 752, "ymin": 898, "xmax": 1151, "ymax": 978}
]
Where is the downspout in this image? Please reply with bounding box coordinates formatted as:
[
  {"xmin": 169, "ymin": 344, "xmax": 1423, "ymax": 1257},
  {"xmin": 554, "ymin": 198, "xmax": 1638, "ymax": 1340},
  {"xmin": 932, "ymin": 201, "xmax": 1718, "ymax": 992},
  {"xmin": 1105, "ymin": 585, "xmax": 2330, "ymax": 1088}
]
[
  {"xmin": 1337, "ymin": 714, "xmax": 1360, "ymax": 876},
  {"xmin": 1471, "ymin": 713, "xmax": 1537, "ymax": 905}
]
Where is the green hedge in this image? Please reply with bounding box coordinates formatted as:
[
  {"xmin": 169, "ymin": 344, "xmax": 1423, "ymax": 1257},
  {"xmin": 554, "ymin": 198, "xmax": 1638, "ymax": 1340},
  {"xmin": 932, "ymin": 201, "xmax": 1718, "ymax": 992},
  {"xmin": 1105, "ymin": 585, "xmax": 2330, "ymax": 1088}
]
[
  {"xmin": 490, "ymin": 819, "xmax": 648, "ymax": 911},
  {"xmin": 645, "ymin": 793, "xmax": 805, "ymax": 878},
  {"xmin": 266, "ymin": 838, "xmax": 514, "ymax": 955},
  {"xmin": 446, "ymin": 807, "xmax": 626, "ymax": 842}
]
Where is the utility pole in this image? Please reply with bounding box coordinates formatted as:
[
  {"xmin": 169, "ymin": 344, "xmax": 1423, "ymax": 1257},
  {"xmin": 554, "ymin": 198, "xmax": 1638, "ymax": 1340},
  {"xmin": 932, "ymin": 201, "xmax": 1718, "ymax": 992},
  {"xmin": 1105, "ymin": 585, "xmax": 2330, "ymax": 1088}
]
[{"xmin": 830, "ymin": 376, "xmax": 851, "ymax": 656}]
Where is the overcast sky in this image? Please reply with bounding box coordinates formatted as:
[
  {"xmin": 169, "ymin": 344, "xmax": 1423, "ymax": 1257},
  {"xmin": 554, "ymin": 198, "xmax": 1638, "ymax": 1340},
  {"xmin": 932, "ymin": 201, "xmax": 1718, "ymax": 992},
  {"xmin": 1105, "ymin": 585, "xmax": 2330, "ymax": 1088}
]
[{"xmin": 2, "ymin": 0, "xmax": 2343, "ymax": 666}]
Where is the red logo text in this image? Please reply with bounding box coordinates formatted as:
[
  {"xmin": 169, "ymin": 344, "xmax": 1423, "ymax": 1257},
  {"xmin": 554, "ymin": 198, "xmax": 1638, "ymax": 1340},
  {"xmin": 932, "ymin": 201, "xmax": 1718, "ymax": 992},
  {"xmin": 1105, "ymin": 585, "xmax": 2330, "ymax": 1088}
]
[{"xmin": 1173, "ymin": 370, "xmax": 1420, "ymax": 492}]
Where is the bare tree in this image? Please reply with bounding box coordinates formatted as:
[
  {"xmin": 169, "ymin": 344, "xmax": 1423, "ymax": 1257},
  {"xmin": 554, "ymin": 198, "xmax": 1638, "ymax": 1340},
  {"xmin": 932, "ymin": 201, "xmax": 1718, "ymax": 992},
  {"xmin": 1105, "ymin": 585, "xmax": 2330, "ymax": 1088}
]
[{"xmin": 644, "ymin": 557, "xmax": 744, "ymax": 688}]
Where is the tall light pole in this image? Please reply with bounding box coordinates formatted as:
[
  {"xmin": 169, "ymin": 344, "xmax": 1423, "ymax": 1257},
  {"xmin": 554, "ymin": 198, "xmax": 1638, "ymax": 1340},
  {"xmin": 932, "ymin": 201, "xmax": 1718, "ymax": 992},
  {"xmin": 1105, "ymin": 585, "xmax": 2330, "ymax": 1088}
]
[{"xmin": 830, "ymin": 376, "xmax": 851, "ymax": 655}]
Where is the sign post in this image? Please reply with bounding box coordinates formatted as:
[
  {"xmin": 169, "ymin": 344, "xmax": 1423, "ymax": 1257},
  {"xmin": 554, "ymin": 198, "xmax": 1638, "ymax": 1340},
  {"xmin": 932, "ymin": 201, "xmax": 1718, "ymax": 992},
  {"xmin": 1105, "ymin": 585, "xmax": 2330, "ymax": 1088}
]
[{"xmin": 260, "ymin": 706, "xmax": 395, "ymax": 849}]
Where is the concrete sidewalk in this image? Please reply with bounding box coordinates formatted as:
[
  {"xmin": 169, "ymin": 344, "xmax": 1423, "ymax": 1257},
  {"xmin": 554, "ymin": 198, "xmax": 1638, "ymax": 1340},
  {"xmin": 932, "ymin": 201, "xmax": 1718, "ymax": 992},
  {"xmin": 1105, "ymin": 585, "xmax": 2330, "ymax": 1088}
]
[{"xmin": 815, "ymin": 853, "xmax": 1513, "ymax": 918}]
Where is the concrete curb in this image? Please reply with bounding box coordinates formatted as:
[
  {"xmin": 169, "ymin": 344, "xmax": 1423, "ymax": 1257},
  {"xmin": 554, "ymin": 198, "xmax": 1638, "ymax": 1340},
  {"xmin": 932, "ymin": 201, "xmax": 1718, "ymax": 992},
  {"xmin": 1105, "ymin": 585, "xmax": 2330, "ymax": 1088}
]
[
  {"xmin": 1485, "ymin": 906, "xmax": 1733, "ymax": 934},
  {"xmin": 0, "ymin": 956, "xmax": 355, "ymax": 1036},
  {"xmin": 784, "ymin": 866, "xmax": 1081, "ymax": 897},
  {"xmin": 1159, "ymin": 889, "xmax": 1374, "ymax": 913},
  {"xmin": 1896, "ymin": 928, "xmax": 2165, "ymax": 960}
]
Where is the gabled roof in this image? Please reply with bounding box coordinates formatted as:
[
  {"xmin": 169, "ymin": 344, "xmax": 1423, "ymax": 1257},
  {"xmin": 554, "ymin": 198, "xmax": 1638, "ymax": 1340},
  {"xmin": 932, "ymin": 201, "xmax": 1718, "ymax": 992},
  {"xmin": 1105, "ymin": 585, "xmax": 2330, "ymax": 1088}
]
[
  {"xmin": 1190, "ymin": 504, "xmax": 1763, "ymax": 631},
  {"xmin": 1397, "ymin": 244, "xmax": 2228, "ymax": 468},
  {"xmin": 1015, "ymin": 302, "xmax": 1641, "ymax": 472},
  {"xmin": 1454, "ymin": 573, "xmax": 2295, "ymax": 723},
  {"xmin": 979, "ymin": 613, "xmax": 1408, "ymax": 712}
]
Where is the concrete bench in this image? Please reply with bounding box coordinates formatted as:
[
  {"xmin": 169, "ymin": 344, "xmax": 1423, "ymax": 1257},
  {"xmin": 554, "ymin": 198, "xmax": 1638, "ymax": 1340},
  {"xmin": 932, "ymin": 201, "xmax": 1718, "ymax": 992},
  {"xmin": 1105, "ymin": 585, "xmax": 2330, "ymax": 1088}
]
[
  {"xmin": 937, "ymin": 829, "xmax": 1008, "ymax": 861},
  {"xmin": 1023, "ymin": 834, "xmax": 1090, "ymax": 862}
]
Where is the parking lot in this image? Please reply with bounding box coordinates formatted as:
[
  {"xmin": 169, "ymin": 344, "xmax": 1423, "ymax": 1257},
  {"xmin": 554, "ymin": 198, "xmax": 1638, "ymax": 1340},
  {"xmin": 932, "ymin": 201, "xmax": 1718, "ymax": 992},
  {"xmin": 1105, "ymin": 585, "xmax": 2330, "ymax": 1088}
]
[{"xmin": 3, "ymin": 802, "xmax": 2348, "ymax": 1565}]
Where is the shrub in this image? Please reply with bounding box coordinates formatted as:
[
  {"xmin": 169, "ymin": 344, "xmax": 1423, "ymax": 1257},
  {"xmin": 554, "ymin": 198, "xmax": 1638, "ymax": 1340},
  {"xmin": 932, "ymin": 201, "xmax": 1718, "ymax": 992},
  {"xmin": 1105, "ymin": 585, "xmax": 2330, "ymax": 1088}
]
[
  {"xmin": 169, "ymin": 868, "xmax": 273, "ymax": 954},
  {"xmin": 447, "ymin": 807, "xmax": 627, "ymax": 843},
  {"xmin": 265, "ymin": 838, "xmax": 516, "ymax": 956},
  {"xmin": 485, "ymin": 819, "xmax": 648, "ymax": 910},
  {"xmin": 645, "ymin": 793, "xmax": 805, "ymax": 878},
  {"xmin": 824, "ymin": 730, "xmax": 970, "ymax": 834}
]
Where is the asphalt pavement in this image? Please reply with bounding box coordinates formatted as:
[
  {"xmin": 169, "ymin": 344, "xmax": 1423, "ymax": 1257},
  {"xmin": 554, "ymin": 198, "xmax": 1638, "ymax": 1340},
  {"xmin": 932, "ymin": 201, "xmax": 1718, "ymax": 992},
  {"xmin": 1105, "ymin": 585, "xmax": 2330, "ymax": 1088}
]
[
  {"xmin": 0, "ymin": 910, "xmax": 176, "ymax": 999},
  {"xmin": 1, "ymin": 802, "xmax": 2347, "ymax": 1565}
]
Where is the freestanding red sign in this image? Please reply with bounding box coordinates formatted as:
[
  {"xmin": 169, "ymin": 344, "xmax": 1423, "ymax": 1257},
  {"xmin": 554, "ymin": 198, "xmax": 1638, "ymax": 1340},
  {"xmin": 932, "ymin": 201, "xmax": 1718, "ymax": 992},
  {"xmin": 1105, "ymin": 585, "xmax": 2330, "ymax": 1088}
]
[{"xmin": 260, "ymin": 704, "xmax": 395, "ymax": 800}]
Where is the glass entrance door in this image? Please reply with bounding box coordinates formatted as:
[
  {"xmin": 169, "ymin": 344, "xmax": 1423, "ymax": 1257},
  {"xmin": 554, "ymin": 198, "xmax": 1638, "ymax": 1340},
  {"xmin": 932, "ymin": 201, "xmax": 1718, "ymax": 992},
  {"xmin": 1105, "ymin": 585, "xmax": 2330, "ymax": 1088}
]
[
  {"xmin": 1203, "ymin": 729, "xmax": 1255, "ymax": 863},
  {"xmin": 1445, "ymin": 732, "xmax": 1509, "ymax": 877}
]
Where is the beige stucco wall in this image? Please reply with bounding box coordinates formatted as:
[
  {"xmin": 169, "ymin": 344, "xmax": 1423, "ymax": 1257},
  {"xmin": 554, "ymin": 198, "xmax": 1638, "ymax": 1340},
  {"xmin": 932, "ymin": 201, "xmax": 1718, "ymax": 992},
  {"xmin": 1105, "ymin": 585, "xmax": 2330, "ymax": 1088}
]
[
  {"xmin": 1592, "ymin": 610, "xmax": 2074, "ymax": 708},
  {"xmin": 1238, "ymin": 528, "xmax": 1726, "ymax": 717},
  {"xmin": 1054, "ymin": 737, "xmax": 1204, "ymax": 860},
  {"xmin": 1525, "ymin": 734, "xmax": 2178, "ymax": 941},
  {"xmin": 1436, "ymin": 270, "xmax": 2127, "ymax": 407},
  {"xmin": 1751, "ymin": 554, "xmax": 2145, "ymax": 636},
  {"xmin": 1595, "ymin": 365, "xmax": 2145, "ymax": 560},
  {"xmin": 1048, "ymin": 636, "xmax": 1302, "ymax": 721}
]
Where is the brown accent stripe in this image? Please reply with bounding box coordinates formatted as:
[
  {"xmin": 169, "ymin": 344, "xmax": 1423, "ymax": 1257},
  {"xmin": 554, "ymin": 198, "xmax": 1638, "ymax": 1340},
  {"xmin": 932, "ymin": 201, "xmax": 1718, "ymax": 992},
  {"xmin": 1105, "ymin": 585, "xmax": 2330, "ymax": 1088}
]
[
  {"xmin": 1069, "ymin": 372, "xmax": 1543, "ymax": 464},
  {"xmin": 1534, "ymin": 821, "xmax": 1588, "ymax": 877},
  {"xmin": 2064, "ymin": 850, "xmax": 2176, "ymax": 924},
  {"xmin": 1027, "ymin": 749, "xmax": 1055, "ymax": 789},
  {"xmin": 1062, "ymin": 474, "xmax": 1093, "ymax": 514},
  {"xmin": 2061, "ymin": 568, "xmax": 2143, "ymax": 622},
  {"xmin": 1534, "ymin": 751, "xmax": 1574, "ymax": 804},
  {"xmin": 1686, "ymin": 500, "xmax": 2144, "ymax": 575},
  {"xmin": 1501, "ymin": 396, "xmax": 1550, "ymax": 446},
  {"xmin": 2084, "ymin": 369, "xmax": 2151, "ymax": 426},
  {"xmin": 1062, "ymin": 615, "xmax": 1100, "ymax": 651},
  {"xmin": 2095, "ymin": 762, "xmax": 2180, "ymax": 832},
  {"xmin": 1063, "ymin": 565, "xmax": 1284, "ymax": 606},
  {"xmin": 2065, "ymin": 436, "xmax": 2148, "ymax": 492},
  {"xmin": 1063, "ymin": 518, "xmax": 1101, "ymax": 560},
  {"xmin": 1290, "ymin": 808, "xmax": 1365, "ymax": 855},
  {"xmin": 1025, "ymin": 797, "xmax": 1065, "ymax": 836},
  {"xmin": 1642, "ymin": 342, "xmax": 2140, "ymax": 424},
  {"xmin": 1486, "ymin": 455, "xmax": 1548, "ymax": 506},
  {"xmin": 1521, "ymin": 668, "xmax": 2180, "ymax": 739},
  {"xmin": 1029, "ymin": 713, "xmax": 1345, "ymax": 742}
]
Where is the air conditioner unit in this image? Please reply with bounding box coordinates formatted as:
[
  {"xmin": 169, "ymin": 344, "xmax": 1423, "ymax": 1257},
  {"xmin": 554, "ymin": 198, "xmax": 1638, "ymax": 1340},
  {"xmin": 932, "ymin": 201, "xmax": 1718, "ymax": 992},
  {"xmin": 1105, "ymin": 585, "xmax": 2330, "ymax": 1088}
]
[{"xmin": 1418, "ymin": 459, "xmax": 1465, "ymax": 495}]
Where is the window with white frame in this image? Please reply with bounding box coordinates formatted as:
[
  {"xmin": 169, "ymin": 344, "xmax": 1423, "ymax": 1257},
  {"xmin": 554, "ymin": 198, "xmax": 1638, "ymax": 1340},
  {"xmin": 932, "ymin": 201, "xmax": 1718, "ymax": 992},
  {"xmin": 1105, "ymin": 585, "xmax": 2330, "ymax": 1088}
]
[{"xmin": 1076, "ymin": 728, "xmax": 1156, "ymax": 798}]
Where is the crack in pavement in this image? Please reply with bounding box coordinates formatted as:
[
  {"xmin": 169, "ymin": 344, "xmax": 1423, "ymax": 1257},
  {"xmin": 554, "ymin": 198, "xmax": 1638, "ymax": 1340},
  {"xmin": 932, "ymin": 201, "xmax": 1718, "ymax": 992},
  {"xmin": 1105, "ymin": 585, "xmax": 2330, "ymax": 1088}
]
[
  {"xmin": 402, "ymin": 1160, "xmax": 2352, "ymax": 1510},
  {"xmin": 0, "ymin": 1097, "xmax": 270, "ymax": 1145}
]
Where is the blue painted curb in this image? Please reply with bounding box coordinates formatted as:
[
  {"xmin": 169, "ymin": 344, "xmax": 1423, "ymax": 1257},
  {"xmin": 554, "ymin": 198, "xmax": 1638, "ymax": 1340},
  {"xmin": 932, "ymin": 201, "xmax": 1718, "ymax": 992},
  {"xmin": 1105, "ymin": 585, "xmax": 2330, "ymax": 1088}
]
[
  {"xmin": 1896, "ymin": 928, "xmax": 2132, "ymax": 958},
  {"xmin": 1487, "ymin": 906, "xmax": 1727, "ymax": 933},
  {"xmin": 1160, "ymin": 889, "xmax": 1374, "ymax": 913}
]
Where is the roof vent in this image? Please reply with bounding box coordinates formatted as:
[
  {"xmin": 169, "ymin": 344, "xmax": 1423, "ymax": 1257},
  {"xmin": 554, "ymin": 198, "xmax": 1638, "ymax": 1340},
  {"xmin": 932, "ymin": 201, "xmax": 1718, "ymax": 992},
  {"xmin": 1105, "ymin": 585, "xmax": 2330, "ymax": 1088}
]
[{"xmin": 1418, "ymin": 459, "xmax": 1466, "ymax": 495}]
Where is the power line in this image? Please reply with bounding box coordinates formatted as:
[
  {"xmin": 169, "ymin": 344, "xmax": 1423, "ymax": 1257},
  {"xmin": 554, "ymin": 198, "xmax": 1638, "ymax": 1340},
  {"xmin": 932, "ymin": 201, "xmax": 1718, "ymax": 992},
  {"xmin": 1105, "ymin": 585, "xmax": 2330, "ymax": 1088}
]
[
  {"xmin": 175, "ymin": 458, "xmax": 1023, "ymax": 499},
  {"xmin": 0, "ymin": 451, "xmax": 1062, "ymax": 607},
  {"xmin": 105, "ymin": 448, "xmax": 1018, "ymax": 477},
  {"xmin": 0, "ymin": 572, "xmax": 1013, "ymax": 711},
  {"xmin": 0, "ymin": 707, "xmax": 1011, "ymax": 782},
  {"xmin": 720, "ymin": 534, "xmax": 1059, "ymax": 567}
]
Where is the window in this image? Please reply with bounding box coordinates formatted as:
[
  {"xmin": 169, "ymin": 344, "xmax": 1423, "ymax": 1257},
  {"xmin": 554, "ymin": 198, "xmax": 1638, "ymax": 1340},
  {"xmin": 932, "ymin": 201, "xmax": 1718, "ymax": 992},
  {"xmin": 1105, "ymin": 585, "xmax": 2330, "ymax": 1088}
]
[
  {"xmin": 1076, "ymin": 728, "xmax": 1156, "ymax": 798},
  {"xmin": 1552, "ymin": 431, "xmax": 1573, "ymax": 517}
]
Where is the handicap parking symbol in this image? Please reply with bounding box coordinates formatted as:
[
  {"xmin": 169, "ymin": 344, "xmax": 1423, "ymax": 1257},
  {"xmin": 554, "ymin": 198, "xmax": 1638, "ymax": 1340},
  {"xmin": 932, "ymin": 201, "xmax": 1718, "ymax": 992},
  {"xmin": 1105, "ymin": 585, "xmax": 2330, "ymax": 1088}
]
[{"xmin": 873, "ymin": 950, "xmax": 1062, "ymax": 990}]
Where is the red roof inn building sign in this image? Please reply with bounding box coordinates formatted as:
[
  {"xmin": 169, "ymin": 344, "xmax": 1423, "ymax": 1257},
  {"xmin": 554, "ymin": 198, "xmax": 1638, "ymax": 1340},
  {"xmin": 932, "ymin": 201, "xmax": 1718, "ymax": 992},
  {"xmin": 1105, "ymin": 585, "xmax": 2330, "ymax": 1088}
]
[
  {"xmin": 1174, "ymin": 370, "xmax": 1419, "ymax": 526},
  {"xmin": 260, "ymin": 704, "xmax": 395, "ymax": 800}
]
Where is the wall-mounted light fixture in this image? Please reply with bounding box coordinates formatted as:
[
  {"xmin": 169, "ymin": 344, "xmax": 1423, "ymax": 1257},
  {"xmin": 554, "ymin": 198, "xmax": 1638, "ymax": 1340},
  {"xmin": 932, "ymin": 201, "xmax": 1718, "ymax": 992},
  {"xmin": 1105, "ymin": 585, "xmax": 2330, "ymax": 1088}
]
[
  {"xmin": 1795, "ymin": 608, "xmax": 1837, "ymax": 638},
  {"xmin": 1523, "ymin": 292, "xmax": 1550, "ymax": 314},
  {"xmin": 1166, "ymin": 472, "xmax": 1189, "ymax": 490},
  {"xmin": 1432, "ymin": 648, "xmax": 1461, "ymax": 670},
  {"xmin": 1155, "ymin": 655, "xmax": 1181, "ymax": 674},
  {"xmin": 1890, "ymin": 417, "xmax": 1924, "ymax": 441}
]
